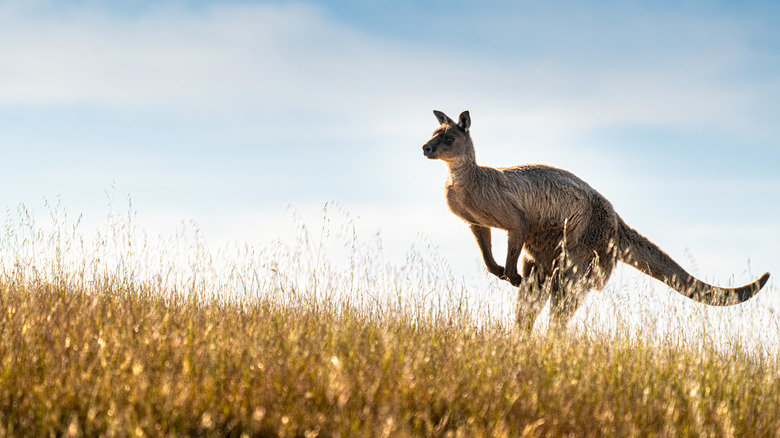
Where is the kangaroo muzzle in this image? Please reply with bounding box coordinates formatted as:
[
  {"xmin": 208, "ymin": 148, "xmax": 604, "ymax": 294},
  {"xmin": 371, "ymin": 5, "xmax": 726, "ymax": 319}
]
[{"xmin": 422, "ymin": 141, "xmax": 437, "ymax": 158}]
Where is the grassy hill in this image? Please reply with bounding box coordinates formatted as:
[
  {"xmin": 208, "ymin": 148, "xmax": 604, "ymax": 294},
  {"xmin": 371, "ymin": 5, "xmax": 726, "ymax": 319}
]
[
  {"xmin": 1, "ymin": 205, "xmax": 778, "ymax": 436},
  {"xmin": 2, "ymin": 276, "xmax": 779, "ymax": 437}
]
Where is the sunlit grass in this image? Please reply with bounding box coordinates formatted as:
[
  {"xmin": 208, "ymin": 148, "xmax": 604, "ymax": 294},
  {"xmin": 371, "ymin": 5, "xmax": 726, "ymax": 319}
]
[{"xmin": 1, "ymin": 202, "xmax": 778, "ymax": 436}]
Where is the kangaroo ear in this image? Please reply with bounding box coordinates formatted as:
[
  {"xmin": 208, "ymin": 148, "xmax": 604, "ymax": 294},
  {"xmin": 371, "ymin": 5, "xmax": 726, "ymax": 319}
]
[
  {"xmin": 433, "ymin": 110, "xmax": 455, "ymax": 126},
  {"xmin": 458, "ymin": 111, "xmax": 471, "ymax": 132}
]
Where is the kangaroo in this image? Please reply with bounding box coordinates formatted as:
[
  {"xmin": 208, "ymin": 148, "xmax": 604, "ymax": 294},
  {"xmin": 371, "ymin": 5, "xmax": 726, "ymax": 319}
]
[{"xmin": 422, "ymin": 109, "xmax": 770, "ymax": 330}]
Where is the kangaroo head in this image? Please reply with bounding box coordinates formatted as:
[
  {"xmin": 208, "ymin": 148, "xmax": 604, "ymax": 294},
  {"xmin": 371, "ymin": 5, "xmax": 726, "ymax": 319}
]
[{"xmin": 422, "ymin": 110, "xmax": 474, "ymax": 164}]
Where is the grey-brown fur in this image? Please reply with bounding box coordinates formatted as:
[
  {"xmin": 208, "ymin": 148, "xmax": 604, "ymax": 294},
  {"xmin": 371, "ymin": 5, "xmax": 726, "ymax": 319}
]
[{"xmin": 422, "ymin": 109, "xmax": 770, "ymax": 330}]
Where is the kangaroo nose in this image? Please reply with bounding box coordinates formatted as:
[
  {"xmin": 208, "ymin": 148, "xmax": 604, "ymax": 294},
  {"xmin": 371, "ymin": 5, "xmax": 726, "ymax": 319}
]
[{"xmin": 423, "ymin": 144, "xmax": 434, "ymax": 155}]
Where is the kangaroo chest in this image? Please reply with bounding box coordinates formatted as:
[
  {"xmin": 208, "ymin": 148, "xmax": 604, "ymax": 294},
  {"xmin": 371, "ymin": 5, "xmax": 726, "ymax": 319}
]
[{"xmin": 445, "ymin": 183, "xmax": 505, "ymax": 229}]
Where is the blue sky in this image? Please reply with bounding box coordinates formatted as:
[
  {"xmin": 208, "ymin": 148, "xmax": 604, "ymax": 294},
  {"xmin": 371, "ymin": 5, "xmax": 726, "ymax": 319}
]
[{"xmin": 1, "ymin": 0, "xmax": 778, "ymax": 294}]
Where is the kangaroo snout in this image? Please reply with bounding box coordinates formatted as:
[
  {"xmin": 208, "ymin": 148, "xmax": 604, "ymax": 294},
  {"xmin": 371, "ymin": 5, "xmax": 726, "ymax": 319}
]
[{"xmin": 422, "ymin": 142, "xmax": 436, "ymax": 158}]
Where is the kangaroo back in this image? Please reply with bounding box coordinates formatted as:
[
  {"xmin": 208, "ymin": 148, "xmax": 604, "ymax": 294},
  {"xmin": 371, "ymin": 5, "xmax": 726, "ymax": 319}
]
[{"xmin": 617, "ymin": 218, "xmax": 769, "ymax": 305}]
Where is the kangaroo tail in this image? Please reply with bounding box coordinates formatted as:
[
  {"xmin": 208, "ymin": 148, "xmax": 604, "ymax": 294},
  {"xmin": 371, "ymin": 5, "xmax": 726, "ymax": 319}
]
[{"xmin": 616, "ymin": 218, "xmax": 769, "ymax": 306}]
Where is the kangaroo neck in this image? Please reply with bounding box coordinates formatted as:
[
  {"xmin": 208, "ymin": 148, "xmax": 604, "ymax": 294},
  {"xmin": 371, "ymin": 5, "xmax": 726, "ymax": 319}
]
[{"xmin": 447, "ymin": 158, "xmax": 480, "ymax": 185}]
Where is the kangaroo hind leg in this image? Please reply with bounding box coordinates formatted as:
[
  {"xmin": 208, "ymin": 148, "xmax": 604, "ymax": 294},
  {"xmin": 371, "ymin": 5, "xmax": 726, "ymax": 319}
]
[
  {"xmin": 548, "ymin": 250, "xmax": 592, "ymax": 331},
  {"xmin": 515, "ymin": 255, "xmax": 552, "ymax": 333}
]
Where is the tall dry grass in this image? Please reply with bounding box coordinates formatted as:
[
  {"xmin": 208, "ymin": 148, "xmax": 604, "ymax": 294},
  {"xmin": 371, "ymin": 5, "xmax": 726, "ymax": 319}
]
[{"xmin": 1, "ymin": 201, "xmax": 778, "ymax": 437}]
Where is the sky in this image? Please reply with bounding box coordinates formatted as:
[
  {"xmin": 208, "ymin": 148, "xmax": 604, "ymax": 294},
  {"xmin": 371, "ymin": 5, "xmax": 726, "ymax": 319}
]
[{"xmin": 1, "ymin": 0, "xmax": 779, "ymax": 309}]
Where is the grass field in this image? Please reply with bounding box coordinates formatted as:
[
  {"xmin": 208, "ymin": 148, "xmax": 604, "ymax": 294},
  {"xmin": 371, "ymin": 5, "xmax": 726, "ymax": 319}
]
[{"xmin": 1, "ymin": 204, "xmax": 778, "ymax": 437}]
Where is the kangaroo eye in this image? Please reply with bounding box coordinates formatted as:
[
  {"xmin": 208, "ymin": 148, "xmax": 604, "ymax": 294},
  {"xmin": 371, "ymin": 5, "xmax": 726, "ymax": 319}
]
[{"xmin": 444, "ymin": 136, "xmax": 454, "ymax": 143}]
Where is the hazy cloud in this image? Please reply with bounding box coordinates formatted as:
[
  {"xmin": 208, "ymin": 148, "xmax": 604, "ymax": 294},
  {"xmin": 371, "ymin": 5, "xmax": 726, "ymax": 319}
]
[{"xmin": 2, "ymin": 0, "xmax": 777, "ymax": 139}]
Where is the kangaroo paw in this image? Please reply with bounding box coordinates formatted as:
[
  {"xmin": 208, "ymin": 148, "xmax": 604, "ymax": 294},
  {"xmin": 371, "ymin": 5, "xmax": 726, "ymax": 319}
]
[
  {"xmin": 501, "ymin": 273, "xmax": 523, "ymax": 287},
  {"xmin": 488, "ymin": 265, "xmax": 506, "ymax": 278}
]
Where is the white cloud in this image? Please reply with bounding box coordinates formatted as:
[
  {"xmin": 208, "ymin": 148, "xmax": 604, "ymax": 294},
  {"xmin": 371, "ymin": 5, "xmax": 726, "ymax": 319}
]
[
  {"xmin": 2, "ymin": 0, "xmax": 776, "ymax": 139},
  {"xmin": 0, "ymin": 2, "xmax": 319, "ymax": 109},
  {"xmin": 0, "ymin": 1, "xmax": 445, "ymax": 125}
]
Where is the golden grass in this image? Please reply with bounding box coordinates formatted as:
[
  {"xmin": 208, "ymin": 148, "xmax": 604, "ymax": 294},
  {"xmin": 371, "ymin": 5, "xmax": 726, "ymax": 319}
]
[{"xmin": 1, "ymin": 203, "xmax": 778, "ymax": 437}]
